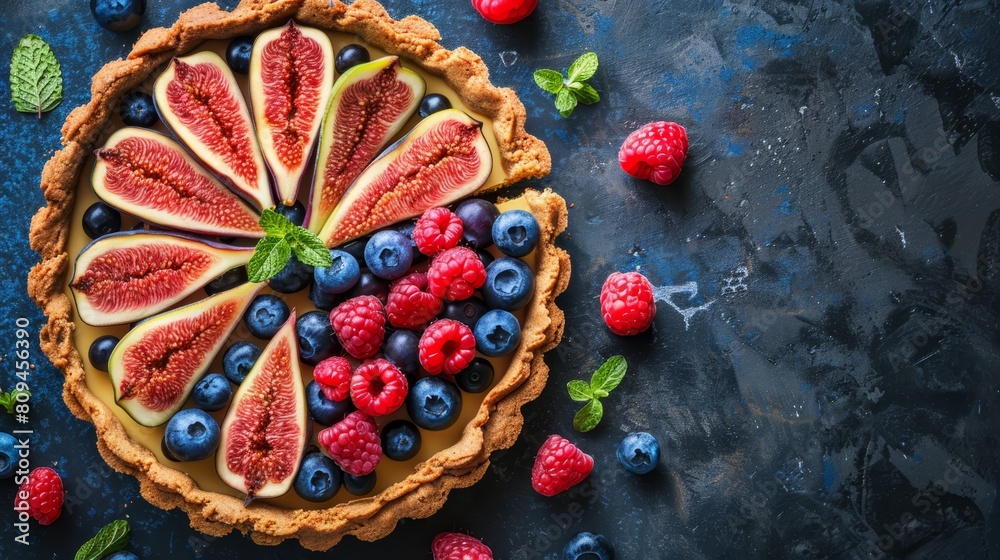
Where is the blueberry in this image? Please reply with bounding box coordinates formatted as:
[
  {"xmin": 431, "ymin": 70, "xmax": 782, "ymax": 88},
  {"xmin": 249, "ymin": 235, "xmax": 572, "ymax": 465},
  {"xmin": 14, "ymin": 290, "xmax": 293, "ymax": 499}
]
[
  {"xmin": 309, "ymin": 282, "xmax": 340, "ymax": 311},
  {"xmin": 314, "ymin": 249, "xmax": 361, "ymax": 295},
  {"xmin": 83, "ymin": 201, "xmax": 121, "ymax": 239},
  {"xmin": 192, "ymin": 373, "xmax": 232, "ymax": 412},
  {"xmin": 440, "ymin": 297, "xmax": 488, "ymax": 329},
  {"xmin": 104, "ymin": 552, "xmax": 140, "ymax": 560},
  {"xmin": 294, "ymin": 452, "xmax": 342, "ymax": 502},
  {"xmin": 383, "ymin": 329, "xmax": 420, "ymax": 378},
  {"xmin": 335, "ymin": 44, "xmax": 371, "ymax": 74},
  {"xmin": 276, "ymin": 201, "xmax": 306, "ymax": 226},
  {"xmin": 244, "ymin": 294, "xmax": 290, "ymax": 339},
  {"xmin": 477, "ymin": 249, "xmax": 495, "ymax": 270},
  {"xmin": 0, "ymin": 432, "xmax": 17, "ymax": 479},
  {"xmin": 119, "ymin": 91, "xmax": 157, "ymax": 127},
  {"xmin": 381, "ymin": 420, "xmax": 421, "ymax": 461},
  {"xmin": 346, "ymin": 272, "xmax": 389, "ymax": 302},
  {"xmin": 616, "ymin": 432, "xmax": 659, "ymax": 475},
  {"xmin": 473, "ymin": 309, "xmax": 521, "ymax": 357},
  {"xmin": 90, "ymin": 0, "xmax": 145, "ymax": 32},
  {"xmin": 456, "ymin": 358, "xmax": 494, "ymax": 393},
  {"xmin": 269, "ymin": 254, "xmax": 313, "ymax": 293},
  {"xmin": 204, "ymin": 267, "xmax": 247, "ymax": 296},
  {"xmin": 226, "ymin": 36, "xmax": 254, "ymax": 74},
  {"xmin": 454, "ymin": 199, "xmax": 499, "ymax": 248},
  {"xmin": 339, "ymin": 237, "xmax": 369, "ymax": 264},
  {"xmin": 307, "ymin": 381, "xmax": 354, "ymax": 425},
  {"xmin": 419, "ymin": 93, "xmax": 452, "ymax": 118},
  {"xmin": 296, "ymin": 310, "xmax": 340, "ymax": 366},
  {"xmin": 89, "ymin": 335, "xmax": 119, "ymax": 372},
  {"xmin": 364, "ymin": 230, "xmax": 413, "ymax": 280},
  {"xmin": 482, "ymin": 257, "xmax": 534, "ymax": 311},
  {"xmin": 343, "ymin": 471, "xmax": 377, "ymax": 495},
  {"xmin": 406, "ymin": 377, "xmax": 462, "ymax": 431},
  {"xmin": 163, "ymin": 409, "xmax": 220, "ymax": 462},
  {"xmin": 562, "ymin": 532, "xmax": 615, "ymax": 560},
  {"xmin": 393, "ymin": 220, "xmax": 427, "ymax": 264},
  {"xmin": 492, "ymin": 209, "xmax": 540, "ymax": 257},
  {"xmin": 223, "ymin": 341, "xmax": 261, "ymax": 384}
]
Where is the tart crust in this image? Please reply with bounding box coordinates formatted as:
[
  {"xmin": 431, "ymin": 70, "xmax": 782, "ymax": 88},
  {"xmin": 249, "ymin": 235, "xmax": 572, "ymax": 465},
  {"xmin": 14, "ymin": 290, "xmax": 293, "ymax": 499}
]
[{"xmin": 28, "ymin": 0, "xmax": 567, "ymax": 550}]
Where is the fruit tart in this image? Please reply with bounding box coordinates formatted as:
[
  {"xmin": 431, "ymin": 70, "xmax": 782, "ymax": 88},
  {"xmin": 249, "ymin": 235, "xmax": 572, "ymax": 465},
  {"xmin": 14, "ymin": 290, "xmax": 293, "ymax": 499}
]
[{"xmin": 28, "ymin": 0, "xmax": 570, "ymax": 550}]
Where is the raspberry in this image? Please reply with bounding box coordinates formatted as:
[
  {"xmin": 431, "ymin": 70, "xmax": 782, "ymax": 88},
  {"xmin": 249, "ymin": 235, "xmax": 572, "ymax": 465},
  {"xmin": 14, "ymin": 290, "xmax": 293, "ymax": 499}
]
[
  {"xmin": 351, "ymin": 359, "xmax": 408, "ymax": 416},
  {"xmin": 432, "ymin": 532, "xmax": 494, "ymax": 560},
  {"xmin": 330, "ymin": 295, "xmax": 386, "ymax": 359},
  {"xmin": 531, "ymin": 435, "xmax": 594, "ymax": 497},
  {"xmin": 618, "ymin": 121, "xmax": 688, "ymax": 186},
  {"xmin": 471, "ymin": 0, "xmax": 538, "ymax": 25},
  {"xmin": 317, "ymin": 410, "xmax": 382, "ymax": 476},
  {"xmin": 386, "ymin": 272, "xmax": 442, "ymax": 329},
  {"xmin": 15, "ymin": 467, "xmax": 63, "ymax": 525},
  {"xmin": 312, "ymin": 356, "xmax": 352, "ymax": 402},
  {"xmin": 413, "ymin": 207, "xmax": 464, "ymax": 256},
  {"xmin": 419, "ymin": 319, "xmax": 477, "ymax": 376},
  {"xmin": 600, "ymin": 271, "xmax": 656, "ymax": 336},
  {"xmin": 427, "ymin": 247, "xmax": 487, "ymax": 301}
]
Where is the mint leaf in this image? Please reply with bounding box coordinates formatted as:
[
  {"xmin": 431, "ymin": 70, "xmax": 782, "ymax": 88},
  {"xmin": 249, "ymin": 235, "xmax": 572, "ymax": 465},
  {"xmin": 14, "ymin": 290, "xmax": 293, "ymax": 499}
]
[
  {"xmin": 567, "ymin": 380, "xmax": 594, "ymax": 402},
  {"xmin": 74, "ymin": 519, "xmax": 130, "ymax": 560},
  {"xmin": 288, "ymin": 226, "xmax": 332, "ymax": 268},
  {"xmin": 10, "ymin": 34, "xmax": 62, "ymax": 117},
  {"xmin": 573, "ymin": 399, "xmax": 603, "ymax": 432},
  {"xmin": 572, "ymin": 83, "xmax": 600, "ymax": 105},
  {"xmin": 247, "ymin": 236, "xmax": 291, "ymax": 282},
  {"xmin": 0, "ymin": 389, "xmax": 29, "ymax": 415},
  {"xmin": 590, "ymin": 355, "xmax": 627, "ymax": 394},
  {"xmin": 259, "ymin": 208, "xmax": 293, "ymax": 237},
  {"xmin": 533, "ymin": 69, "xmax": 564, "ymax": 94},
  {"xmin": 567, "ymin": 52, "xmax": 598, "ymax": 83},
  {"xmin": 555, "ymin": 88, "xmax": 577, "ymax": 118}
]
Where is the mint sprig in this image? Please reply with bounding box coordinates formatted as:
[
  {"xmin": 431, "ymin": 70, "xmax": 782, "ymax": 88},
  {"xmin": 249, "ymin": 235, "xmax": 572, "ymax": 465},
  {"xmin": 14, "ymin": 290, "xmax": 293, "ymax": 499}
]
[
  {"xmin": 10, "ymin": 34, "xmax": 62, "ymax": 117},
  {"xmin": 533, "ymin": 52, "xmax": 600, "ymax": 118},
  {"xmin": 247, "ymin": 209, "xmax": 333, "ymax": 282},
  {"xmin": 566, "ymin": 355, "xmax": 626, "ymax": 432},
  {"xmin": 75, "ymin": 519, "xmax": 130, "ymax": 560},
  {"xmin": 0, "ymin": 387, "xmax": 30, "ymax": 415}
]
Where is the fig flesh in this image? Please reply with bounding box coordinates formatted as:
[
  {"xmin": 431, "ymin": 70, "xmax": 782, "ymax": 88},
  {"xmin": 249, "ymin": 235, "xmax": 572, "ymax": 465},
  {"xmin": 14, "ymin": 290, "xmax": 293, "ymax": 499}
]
[
  {"xmin": 71, "ymin": 231, "xmax": 253, "ymax": 326},
  {"xmin": 319, "ymin": 109, "xmax": 493, "ymax": 247},
  {"xmin": 92, "ymin": 128, "xmax": 265, "ymax": 239},
  {"xmin": 218, "ymin": 312, "xmax": 307, "ymax": 504},
  {"xmin": 308, "ymin": 56, "xmax": 424, "ymax": 232},
  {"xmin": 250, "ymin": 21, "xmax": 334, "ymax": 206},
  {"xmin": 154, "ymin": 52, "xmax": 273, "ymax": 210},
  {"xmin": 108, "ymin": 282, "xmax": 265, "ymax": 427}
]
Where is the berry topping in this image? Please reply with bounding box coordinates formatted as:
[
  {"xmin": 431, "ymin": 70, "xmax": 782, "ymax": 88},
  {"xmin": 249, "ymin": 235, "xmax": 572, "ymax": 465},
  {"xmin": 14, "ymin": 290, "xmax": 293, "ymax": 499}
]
[
  {"xmin": 268, "ymin": 254, "xmax": 313, "ymax": 294},
  {"xmin": 562, "ymin": 532, "xmax": 615, "ymax": 560},
  {"xmin": 346, "ymin": 271, "xmax": 390, "ymax": 303},
  {"xmin": 365, "ymin": 230, "xmax": 414, "ymax": 280},
  {"xmin": 483, "ymin": 257, "xmax": 534, "ymax": 311},
  {"xmin": 441, "ymin": 296, "xmax": 489, "ymax": 330},
  {"xmin": 419, "ymin": 319, "xmax": 477, "ymax": 375},
  {"xmin": 343, "ymin": 471, "xmax": 377, "ymax": 495},
  {"xmin": 276, "ymin": 202, "xmax": 307, "ymax": 226},
  {"xmin": 244, "ymin": 294, "xmax": 290, "ymax": 339},
  {"xmin": 432, "ymin": 532, "xmax": 494, "ymax": 560},
  {"xmin": 618, "ymin": 121, "xmax": 688, "ymax": 186},
  {"xmin": 406, "ymin": 377, "xmax": 462, "ymax": 431},
  {"xmin": 163, "ymin": 409, "xmax": 220, "ymax": 462},
  {"xmin": 295, "ymin": 310, "xmax": 341, "ymax": 366},
  {"xmin": 471, "ymin": 0, "xmax": 538, "ymax": 25},
  {"xmin": 317, "ymin": 410, "xmax": 382, "ymax": 477},
  {"xmin": 15, "ymin": 467, "xmax": 63, "ymax": 525},
  {"xmin": 492, "ymin": 209, "xmax": 540, "ymax": 258},
  {"xmin": 473, "ymin": 309, "xmax": 521, "ymax": 357},
  {"xmin": 427, "ymin": 247, "xmax": 488, "ymax": 301},
  {"xmin": 413, "ymin": 207, "xmax": 464, "ymax": 256},
  {"xmin": 351, "ymin": 359, "xmax": 409, "ymax": 416},
  {"xmin": 222, "ymin": 341, "xmax": 261, "ymax": 385},
  {"xmin": 616, "ymin": 432, "xmax": 660, "ymax": 475},
  {"xmin": 225, "ymin": 36, "xmax": 254, "ymax": 74},
  {"xmin": 454, "ymin": 199, "xmax": 499, "ymax": 248},
  {"xmin": 381, "ymin": 419, "xmax": 422, "ymax": 461},
  {"xmin": 386, "ymin": 272, "xmax": 443, "ymax": 329},
  {"xmin": 419, "ymin": 93, "xmax": 453, "ymax": 118},
  {"xmin": 330, "ymin": 295, "xmax": 386, "ymax": 359},
  {"xmin": 119, "ymin": 91, "xmax": 157, "ymax": 127},
  {"xmin": 383, "ymin": 329, "xmax": 421, "ymax": 377},
  {"xmin": 531, "ymin": 434, "xmax": 594, "ymax": 497},
  {"xmin": 192, "ymin": 373, "xmax": 233, "ymax": 412},
  {"xmin": 90, "ymin": 0, "xmax": 145, "ymax": 32},
  {"xmin": 88, "ymin": 335, "xmax": 119, "ymax": 372},
  {"xmin": 313, "ymin": 356, "xmax": 353, "ymax": 402},
  {"xmin": 82, "ymin": 201, "xmax": 121, "ymax": 240},
  {"xmin": 204, "ymin": 267, "xmax": 247, "ymax": 296},
  {"xmin": 335, "ymin": 44, "xmax": 371, "ymax": 74},
  {"xmin": 456, "ymin": 358, "xmax": 495, "ymax": 393},
  {"xmin": 314, "ymin": 249, "xmax": 361, "ymax": 295},
  {"xmin": 599, "ymin": 272, "xmax": 656, "ymax": 336},
  {"xmin": 294, "ymin": 452, "xmax": 342, "ymax": 502},
  {"xmin": 306, "ymin": 380, "xmax": 355, "ymax": 426}
]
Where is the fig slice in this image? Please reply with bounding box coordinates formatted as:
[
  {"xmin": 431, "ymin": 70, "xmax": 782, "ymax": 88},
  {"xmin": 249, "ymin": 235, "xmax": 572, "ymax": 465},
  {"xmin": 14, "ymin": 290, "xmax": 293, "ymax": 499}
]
[
  {"xmin": 108, "ymin": 282, "xmax": 265, "ymax": 427},
  {"xmin": 307, "ymin": 56, "xmax": 425, "ymax": 232},
  {"xmin": 71, "ymin": 231, "xmax": 254, "ymax": 326},
  {"xmin": 250, "ymin": 21, "xmax": 334, "ymax": 206},
  {"xmin": 319, "ymin": 108, "xmax": 493, "ymax": 247},
  {"xmin": 218, "ymin": 311, "xmax": 307, "ymax": 504},
  {"xmin": 154, "ymin": 51, "xmax": 273, "ymax": 210},
  {"xmin": 93, "ymin": 128, "xmax": 265, "ymax": 239}
]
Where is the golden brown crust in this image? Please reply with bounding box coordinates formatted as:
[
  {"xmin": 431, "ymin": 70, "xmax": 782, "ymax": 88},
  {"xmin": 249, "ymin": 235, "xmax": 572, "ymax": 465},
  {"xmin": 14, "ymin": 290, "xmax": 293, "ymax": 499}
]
[{"xmin": 29, "ymin": 0, "xmax": 563, "ymax": 550}]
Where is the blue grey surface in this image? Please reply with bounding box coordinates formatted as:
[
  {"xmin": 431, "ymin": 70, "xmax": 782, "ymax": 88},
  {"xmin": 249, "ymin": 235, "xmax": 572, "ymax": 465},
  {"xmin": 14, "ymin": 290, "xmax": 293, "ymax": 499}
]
[{"xmin": 2, "ymin": 0, "xmax": 1000, "ymax": 558}]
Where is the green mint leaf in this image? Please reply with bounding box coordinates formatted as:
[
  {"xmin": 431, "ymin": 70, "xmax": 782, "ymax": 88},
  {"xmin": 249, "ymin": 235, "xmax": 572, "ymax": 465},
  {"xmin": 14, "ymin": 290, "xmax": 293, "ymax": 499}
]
[
  {"xmin": 259, "ymin": 208, "xmax": 293, "ymax": 237},
  {"xmin": 592, "ymin": 388, "xmax": 609, "ymax": 398},
  {"xmin": 74, "ymin": 519, "xmax": 130, "ymax": 560},
  {"xmin": 555, "ymin": 88, "xmax": 577, "ymax": 118},
  {"xmin": 247, "ymin": 236, "xmax": 291, "ymax": 283},
  {"xmin": 0, "ymin": 391, "xmax": 13, "ymax": 414},
  {"xmin": 571, "ymin": 83, "xmax": 600, "ymax": 105},
  {"xmin": 10, "ymin": 34, "xmax": 62, "ymax": 117},
  {"xmin": 590, "ymin": 355, "xmax": 627, "ymax": 394},
  {"xmin": 533, "ymin": 69, "xmax": 564, "ymax": 94},
  {"xmin": 567, "ymin": 380, "xmax": 594, "ymax": 402},
  {"xmin": 287, "ymin": 227, "xmax": 333, "ymax": 268},
  {"xmin": 573, "ymin": 398, "xmax": 603, "ymax": 432},
  {"xmin": 567, "ymin": 52, "xmax": 598, "ymax": 83}
]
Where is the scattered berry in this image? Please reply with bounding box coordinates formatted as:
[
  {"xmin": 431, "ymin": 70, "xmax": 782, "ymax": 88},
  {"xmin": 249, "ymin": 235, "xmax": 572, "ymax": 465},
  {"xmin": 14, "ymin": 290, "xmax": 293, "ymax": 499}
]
[
  {"xmin": 226, "ymin": 36, "xmax": 254, "ymax": 74},
  {"xmin": 295, "ymin": 310, "xmax": 340, "ymax": 366},
  {"xmin": 268, "ymin": 254, "xmax": 313, "ymax": 293},
  {"xmin": 473, "ymin": 309, "xmax": 521, "ymax": 357},
  {"xmin": 414, "ymin": 207, "xmax": 464, "ymax": 256},
  {"xmin": 531, "ymin": 434, "xmax": 594, "ymax": 497},
  {"xmin": 119, "ymin": 91, "xmax": 157, "ymax": 127},
  {"xmin": 492, "ymin": 209, "xmax": 540, "ymax": 257},
  {"xmin": 88, "ymin": 335, "xmax": 119, "ymax": 372},
  {"xmin": 381, "ymin": 419, "xmax": 421, "ymax": 461},
  {"xmin": 386, "ymin": 272, "xmax": 442, "ymax": 329},
  {"xmin": 312, "ymin": 356, "xmax": 353, "ymax": 402},
  {"xmin": 15, "ymin": 467, "xmax": 63, "ymax": 525},
  {"xmin": 0, "ymin": 432, "xmax": 17, "ymax": 479},
  {"xmin": 599, "ymin": 272, "xmax": 656, "ymax": 336},
  {"xmin": 562, "ymin": 532, "xmax": 615, "ymax": 560},
  {"xmin": 343, "ymin": 471, "xmax": 377, "ymax": 495},
  {"xmin": 314, "ymin": 249, "xmax": 361, "ymax": 295},
  {"xmin": 276, "ymin": 201, "xmax": 306, "ymax": 226},
  {"xmin": 427, "ymin": 247, "xmax": 487, "ymax": 301},
  {"xmin": 306, "ymin": 380, "xmax": 355, "ymax": 426},
  {"xmin": 419, "ymin": 319, "xmax": 477, "ymax": 375},
  {"xmin": 192, "ymin": 373, "xmax": 232, "ymax": 412},
  {"xmin": 471, "ymin": 0, "xmax": 538, "ymax": 24},
  {"xmin": 618, "ymin": 121, "xmax": 688, "ymax": 186},
  {"xmin": 433, "ymin": 532, "xmax": 494, "ymax": 560},
  {"xmin": 244, "ymin": 294, "xmax": 290, "ymax": 339},
  {"xmin": 82, "ymin": 201, "xmax": 121, "ymax": 239},
  {"xmin": 351, "ymin": 359, "xmax": 409, "ymax": 416},
  {"xmin": 294, "ymin": 452, "xmax": 342, "ymax": 502},
  {"xmin": 456, "ymin": 358, "xmax": 495, "ymax": 393},
  {"xmin": 317, "ymin": 410, "xmax": 382, "ymax": 476},
  {"xmin": 365, "ymin": 230, "xmax": 414, "ymax": 280},
  {"xmin": 454, "ymin": 199, "xmax": 499, "ymax": 248},
  {"xmin": 204, "ymin": 267, "xmax": 247, "ymax": 296},
  {"xmin": 346, "ymin": 271, "xmax": 390, "ymax": 302},
  {"xmin": 163, "ymin": 409, "xmax": 220, "ymax": 462},
  {"xmin": 335, "ymin": 44, "xmax": 371, "ymax": 74},
  {"xmin": 419, "ymin": 94, "xmax": 453, "ymax": 118},
  {"xmin": 616, "ymin": 432, "xmax": 660, "ymax": 475},
  {"xmin": 441, "ymin": 297, "xmax": 488, "ymax": 329},
  {"xmin": 406, "ymin": 377, "xmax": 462, "ymax": 431},
  {"xmin": 222, "ymin": 341, "xmax": 261, "ymax": 385},
  {"xmin": 90, "ymin": 0, "xmax": 145, "ymax": 32},
  {"xmin": 330, "ymin": 295, "xmax": 386, "ymax": 359},
  {"xmin": 104, "ymin": 552, "xmax": 140, "ymax": 560},
  {"xmin": 482, "ymin": 257, "xmax": 534, "ymax": 311},
  {"xmin": 383, "ymin": 329, "xmax": 421, "ymax": 377}
]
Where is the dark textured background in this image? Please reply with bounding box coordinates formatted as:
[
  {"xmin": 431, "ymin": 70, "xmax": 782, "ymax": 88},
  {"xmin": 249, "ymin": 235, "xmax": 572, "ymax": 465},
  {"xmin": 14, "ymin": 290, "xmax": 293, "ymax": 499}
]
[{"xmin": 2, "ymin": 0, "xmax": 1000, "ymax": 558}]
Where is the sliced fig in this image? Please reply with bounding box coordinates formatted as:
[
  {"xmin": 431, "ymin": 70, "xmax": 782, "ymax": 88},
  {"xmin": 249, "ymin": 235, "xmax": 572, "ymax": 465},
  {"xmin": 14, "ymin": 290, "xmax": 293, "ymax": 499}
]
[
  {"xmin": 154, "ymin": 52, "xmax": 273, "ymax": 210},
  {"xmin": 319, "ymin": 109, "xmax": 493, "ymax": 246},
  {"xmin": 108, "ymin": 282, "xmax": 264, "ymax": 427},
  {"xmin": 218, "ymin": 312, "xmax": 307, "ymax": 504},
  {"xmin": 250, "ymin": 21, "xmax": 334, "ymax": 206},
  {"xmin": 92, "ymin": 128, "xmax": 265, "ymax": 239},
  {"xmin": 308, "ymin": 56, "xmax": 425, "ymax": 232},
  {"xmin": 71, "ymin": 231, "xmax": 254, "ymax": 326}
]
